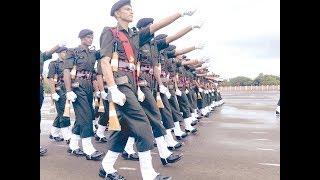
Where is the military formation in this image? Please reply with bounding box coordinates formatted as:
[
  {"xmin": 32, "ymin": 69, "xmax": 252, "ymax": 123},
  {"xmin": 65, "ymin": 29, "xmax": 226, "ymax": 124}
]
[{"xmin": 40, "ymin": 0, "xmax": 225, "ymax": 180}]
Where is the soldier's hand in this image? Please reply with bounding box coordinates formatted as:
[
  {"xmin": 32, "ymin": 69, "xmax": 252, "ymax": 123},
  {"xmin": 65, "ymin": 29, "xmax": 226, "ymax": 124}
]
[
  {"xmin": 58, "ymin": 41, "xmax": 67, "ymax": 47},
  {"xmin": 192, "ymin": 20, "xmax": 204, "ymax": 29},
  {"xmin": 159, "ymin": 84, "xmax": 168, "ymax": 94},
  {"xmin": 94, "ymin": 91, "xmax": 101, "ymax": 98},
  {"xmin": 180, "ymin": 9, "xmax": 197, "ymax": 17},
  {"xmin": 195, "ymin": 43, "xmax": 206, "ymax": 50},
  {"xmin": 108, "ymin": 85, "xmax": 126, "ymax": 106},
  {"xmin": 52, "ymin": 92, "xmax": 60, "ymax": 101},
  {"xmin": 66, "ymin": 91, "xmax": 77, "ymax": 102},
  {"xmin": 160, "ymin": 85, "xmax": 171, "ymax": 99},
  {"xmin": 165, "ymin": 91, "xmax": 171, "ymax": 99},
  {"xmin": 175, "ymin": 89, "xmax": 182, "ymax": 96},
  {"xmin": 185, "ymin": 89, "xmax": 189, "ymax": 94},
  {"xmin": 137, "ymin": 87, "xmax": 145, "ymax": 102},
  {"xmin": 198, "ymin": 88, "xmax": 203, "ymax": 92},
  {"xmin": 100, "ymin": 90, "xmax": 108, "ymax": 100}
]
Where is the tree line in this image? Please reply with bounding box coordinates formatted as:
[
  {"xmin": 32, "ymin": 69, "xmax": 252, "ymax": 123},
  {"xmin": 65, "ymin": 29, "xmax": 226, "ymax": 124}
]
[{"xmin": 220, "ymin": 73, "xmax": 280, "ymax": 86}]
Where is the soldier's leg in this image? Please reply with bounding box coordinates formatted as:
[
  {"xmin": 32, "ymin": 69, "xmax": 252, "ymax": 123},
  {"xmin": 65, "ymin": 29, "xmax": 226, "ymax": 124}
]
[
  {"xmin": 69, "ymin": 81, "xmax": 103, "ymax": 159},
  {"xmin": 56, "ymin": 88, "xmax": 72, "ymax": 143},
  {"xmin": 40, "ymin": 83, "xmax": 47, "ymax": 156},
  {"xmin": 95, "ymin": 98, "xmax": 109, "ymax": 143},
  {"xmin": 177, "ymin": 92, "xmax": 197, "ymax": 133},
  {"xmin": 103, "ymin": 85, "xmax": 158, "ymax": 180},
  {"xmin": 159, "ymin": 93, "xmax": 182, "ymax": 149},
  {"xmin": 140, "ymin": 86, "xmax": 167, "ymax": 138},
  {"xmin": 168, "ymin": 89, "xmax": 188, "ymax": 139}
]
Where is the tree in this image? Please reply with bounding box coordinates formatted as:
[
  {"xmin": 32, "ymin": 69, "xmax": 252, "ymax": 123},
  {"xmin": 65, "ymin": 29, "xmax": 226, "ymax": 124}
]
[{"xmin": 229, "ymin": 76, "xmax": 253, "ymax": 86}]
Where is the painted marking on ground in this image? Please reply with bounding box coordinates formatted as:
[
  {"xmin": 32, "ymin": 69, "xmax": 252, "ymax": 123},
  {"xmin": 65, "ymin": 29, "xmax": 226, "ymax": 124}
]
[
  {"xmin": 257, "ymin": 148, "xmax": 277, "ymax": 151},
  {"xmin": 250, "ymin": 132, "xmax": 268, "ymax": 134},
  {"xmin": 258, "ymin": 163, "xmax": 280, "ymax": 167},
  {"xmin": 119, "ymin": 167, "xmax": 136, "ymax": 171},
  {"xmin": 253, "ymin": 139, "xmax": 270, "ymax": 141}
]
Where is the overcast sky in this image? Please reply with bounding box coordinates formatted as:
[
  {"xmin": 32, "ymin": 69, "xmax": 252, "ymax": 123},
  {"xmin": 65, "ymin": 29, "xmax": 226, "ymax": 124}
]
[{"xmin": 40, "ymin": 0, "xmax": 280, "ymax": 79}]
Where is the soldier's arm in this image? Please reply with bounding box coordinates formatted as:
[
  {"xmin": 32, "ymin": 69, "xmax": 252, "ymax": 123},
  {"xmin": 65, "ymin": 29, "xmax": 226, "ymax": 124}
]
[
  {"xmin": 48, "ymin": 78, "xmax": 56, "ymax": 94},
  {"xmin": 47, "ymin": 62, "xmax": 57, "ymax": 93},
  {"xmin": 153, "ymin": 64, "xmax": 163, "ymax": 86},
  {"xmin": 165, "ymin": 26, "xmax": 193, "ymax": 44},
  {"xmin": 92, "ymin": 79, "xmax": 99, "ymax": 93},
  {"xmin": 100, "ymin": 29, "xmax": 117, "ymax": 87},
  {"xmin": 101, "ymin": 57, "xmax": 116, "ymax": 87},
  {"xmin": 149, "ymin": 13, "xmax": 182, "ymax": 34},
  {"xmin": 42, "ymin": 45, "xmax": 60, "ymax": 61},
  {"xmin": 174, "ymin": 46, "xmax": 196, "ymax": 56},
  {"xmin": 96, "ymin": 75, "xmax": 105, "ymax": 91},
  {"xmin": 63, "ymin": 69, "xmax": 72, "ymax": 92},
  {"xmin": 181, "ymin": 59, "xmax": 200, "ymax": 66}
]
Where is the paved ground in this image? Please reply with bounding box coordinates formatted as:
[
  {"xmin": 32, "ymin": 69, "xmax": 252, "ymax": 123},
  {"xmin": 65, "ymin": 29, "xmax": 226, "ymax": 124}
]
[{"xmin": 40, "ymin": 91, "xmax": 280, "ymax": 180}]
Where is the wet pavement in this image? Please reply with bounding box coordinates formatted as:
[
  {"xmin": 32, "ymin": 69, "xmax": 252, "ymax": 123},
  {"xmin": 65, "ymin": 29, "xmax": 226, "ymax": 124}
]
[{"xmin": 40, "ymin": 91, "xmax": 280, "ymax": 180}]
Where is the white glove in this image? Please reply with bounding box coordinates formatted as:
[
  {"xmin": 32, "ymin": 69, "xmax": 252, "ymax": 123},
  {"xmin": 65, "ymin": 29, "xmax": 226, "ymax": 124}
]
[
  {"xmin": 199, "ymin": 88, "xmax": 203, "ymax": 92},
  {"xmin": 159, "ymin": 84, "xmax": 171, "ymax": 99},
  {"xmin": 175, "ymin": 89, "xmax": 182, "ymax": 96},
  {"xmin": 51, "ymin": 93, "xmax": 60, "ymax": 101},
  {"xmin": 192, "ymin": 20, "xmax": 204, "ymax": 29},
  {"xmin": 100, "ymin": 90, "xmax": 108, "ymax": 100},
  {"xmin": 66, "ymin": 91, "xmax": 77, "ymax": 102},
  {"xmin": 94, "ymin": 91, "xmax": 101, "ymax": 98},
  {"xmin": 58, "ymin": 41, "xmax": 67, "ymax": 47},
  {"xmin": 185, "ymin": 89, "xmax": 189, "ymax": 94},
  {"xmin": 180, "ymin": 9, "xmax": 197, "ymax": 17},
  {"xmin": 137, "ymin": 87, "xmax": 145, "ymax": 102},
  {"xmin": 108, "ymin": 85, "xmax": 126, "ymax": 106},
  {"xmin": 195, "ymin": 43, "xmax": 205, "ymax": 49},
  {"xmin": 159, "ymin": 85, "xmax": 168, "ymax": 94},
  {"xmin": 165, "ymin": 91, "xmax": 171, "ymax": 99}
]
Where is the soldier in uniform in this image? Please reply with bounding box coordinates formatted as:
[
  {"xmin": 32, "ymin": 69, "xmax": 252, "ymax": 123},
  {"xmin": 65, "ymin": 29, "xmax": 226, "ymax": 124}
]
[
  {"xmin": 47, "ymin": 46, "xmax": 72, "ymax": 144},
  {"xmin": 63, "ymin": 29, "xmax": 104, "ymax": 161},
  {"xmin": 98, "ymin": 0, "xmax": 197, "ymax": 179},
  {"xmin": 40, "ymin": 44, "xmax": 61, "ymax": 156},
  {"xmin": 136, "ymin": 17, "xmax": 202, "ymax": 150}
]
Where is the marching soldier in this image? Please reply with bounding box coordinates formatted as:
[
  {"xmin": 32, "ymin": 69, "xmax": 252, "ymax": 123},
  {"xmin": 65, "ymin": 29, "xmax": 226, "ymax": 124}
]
[
  {"xmin": 63, "ymin": 29, "xmax": 104, "ymax": 160},
  {"xmin": 40, "ymin": 44, "xmax": 62, "ymax": 156},
  {"xmin": 98, "ymin": 0, "xmax": 197, "ymax": 179},
  {"xmin": 47, "ymin": 46, "xmax": 72, "ymax": 144}
]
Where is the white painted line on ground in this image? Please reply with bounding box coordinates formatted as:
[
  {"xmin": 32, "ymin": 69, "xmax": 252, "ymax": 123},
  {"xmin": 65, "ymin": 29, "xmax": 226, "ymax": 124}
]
[
  {"xmin": 56, "ymin": 144, "xmax": 68, "ymax": 147},
  {"xmin": 253, "ymin": 139, "xmax": 270, "ymax": 141},
  {"xmin": 119, "ymin": 167, "xmax": 136, "ymax": 171},
  {"xmin": 257, "ymin": 148, "xmax": 277, "ymax": 151},
  {"xmin": 258, "ymin": 163, "xmax": 280, "ymax": 167},
  {"xmin": 200, "ymin": 120, "xmax": 213, "ymax": 123},
  {"xmin": 250, "ymin": 132, "xmax": 268, "ymax": 134}
]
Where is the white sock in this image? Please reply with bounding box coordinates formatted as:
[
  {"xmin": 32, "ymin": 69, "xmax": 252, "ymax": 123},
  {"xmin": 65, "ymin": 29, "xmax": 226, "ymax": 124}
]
[
  {"xmin": 69, "ymin": 134, "xmax": 80, "ymax": 150},
  {"xmin": 138, "ymin": 150, "xmax": 159, "ymax": 180},
  {"xmin": 184, "ymin": 117, "xmax": 194, "ymax": 131},
  {"xmin": 102, "ymin": 150, "xmax": 119, "ymax": 174},
  {"xmin": 155, "ymin": 136, "xmax": 172, "ymax": 159},
  {"xmin": 96, "ymin": 125, "xmax": 107, "ymax": 138},
  {"xmin": 124, "ymin": 137, "xmax": 136, "ymax": 154},
  {"xmin": 82, "ymin": 137, "xmax": 96, "ymax": 155},
  {"xmin": 164, "ymin": 129, "xmax": 178, "ymax": 147},
  {"xmin": 50, "ymin": 126, "xmax": 60, "ymax": 137},
  {"xmin": 61, "ymin": 127, "xmax": 71, "ymax": 140},
  {"xmin": 173, "ymin": 122, "xmax": 185, "ymax": 136}
]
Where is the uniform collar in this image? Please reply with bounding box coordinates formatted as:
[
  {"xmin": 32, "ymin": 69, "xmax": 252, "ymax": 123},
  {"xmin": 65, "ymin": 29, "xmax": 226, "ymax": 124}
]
[{"xmin": 116, "ymin": 23, "xmax": 134, "ymax": 37}]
